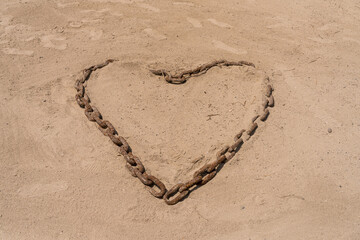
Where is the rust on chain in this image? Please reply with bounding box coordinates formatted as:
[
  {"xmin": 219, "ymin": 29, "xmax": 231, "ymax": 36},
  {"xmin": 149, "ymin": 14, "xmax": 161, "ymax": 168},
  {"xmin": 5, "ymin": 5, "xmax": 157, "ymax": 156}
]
[
  {"xmin": 265, "ymin": 84, "xmax": 273, "ymax": 97},
  {"xmin": 163, "ymin": 183, "xmax": 189, "ymax": 205},
  {"xmin": 125, "ymin": 156, "xmax": 145, "ymax": 176},
  {"xmin": 150, "ymin": 60, "xmax": 255, "ymax": 84},
  {"xmin": 247, "ymin": 122, "xmax": 258, "ymax": 135},
  {"xmin": 229, "ymin": 138, "xmax": 244, "ymax": 152},
  {"xmin": 260, "ymin": 109, "xmax": 270, "ymax": 121},
  {"xmin": 179, "ymin": 175, "xmax": 202, "ymax": 192},
  {"xmin": 74, "ymin": 58, "xmax": 167, "ymax": 201},
  {"xmin": 234, "ymin": 129, "xmax": 246, "ymax": 141},
  {"xmin": 146, "ymin": 174, "xmax": 167, "ymax": 198},
  {"xmin": 252, "ymin": 114, "xmax": 260, "ymax": 123},
  {"xmin": 216, "ymin": 145, "xmax": 230, "ymax": 159},
  {"xmin": 262, "ymin": 96, "xmax": 269, "ymax": 110},
  {"xmin": 74, "ymin": 59, "xmax": 274, "ymax": 205},
  {"xmin": 268, "ymin": 94, "xmax": 275, "ymax": 107},
  {"xmin": 134, "ymin": 171, "xmax": 153, "ymax": 186}
]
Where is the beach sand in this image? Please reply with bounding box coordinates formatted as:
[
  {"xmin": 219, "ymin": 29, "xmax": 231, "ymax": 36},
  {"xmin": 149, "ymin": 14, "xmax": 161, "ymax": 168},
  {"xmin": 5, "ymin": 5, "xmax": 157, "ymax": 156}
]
[{"xmin": 1, "ymin": 0, "xmax": 359, "ymax": 239}]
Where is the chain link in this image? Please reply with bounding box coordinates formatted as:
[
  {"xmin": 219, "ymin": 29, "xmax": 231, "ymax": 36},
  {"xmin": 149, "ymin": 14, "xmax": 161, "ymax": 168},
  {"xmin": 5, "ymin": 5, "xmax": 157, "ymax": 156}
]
[
  {"xmin": 150, "ymin": 60, "xmax": 255, "ymax": 84},
  {"xmin": 74, "ymin": 59, "xmax": 168, "ymax": 201},
  {"xmin": 75, "ymin": 59, "xmax": 274, "ymax": 205}
]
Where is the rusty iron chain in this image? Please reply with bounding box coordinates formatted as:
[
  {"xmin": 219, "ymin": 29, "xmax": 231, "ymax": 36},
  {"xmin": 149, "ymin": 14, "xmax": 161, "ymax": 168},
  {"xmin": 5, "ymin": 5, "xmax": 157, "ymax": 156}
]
[
  {"xmin": 74, "ymin": 59, "xmax": 167, "ymax": 199},
  {"xmin": 150, "ymin": 59, "xmax": 255, "ymax": 84},
  {"xmin": 75, "ymin": 59, "xmax": 274, "ymax": 205}
]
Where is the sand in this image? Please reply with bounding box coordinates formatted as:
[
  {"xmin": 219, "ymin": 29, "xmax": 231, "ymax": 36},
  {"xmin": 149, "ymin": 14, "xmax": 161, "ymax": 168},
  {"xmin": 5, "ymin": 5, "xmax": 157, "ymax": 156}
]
[{"xmin": 0, "ymin": 0, "xmax": 360, "ymax": 239}]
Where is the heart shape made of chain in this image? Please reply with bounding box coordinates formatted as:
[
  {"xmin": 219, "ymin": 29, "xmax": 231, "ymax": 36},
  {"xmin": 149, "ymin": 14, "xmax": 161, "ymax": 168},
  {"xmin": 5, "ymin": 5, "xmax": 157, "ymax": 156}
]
[{"xmin": 74, "ymin": 59, "xmax": 274, "ymax": 205}]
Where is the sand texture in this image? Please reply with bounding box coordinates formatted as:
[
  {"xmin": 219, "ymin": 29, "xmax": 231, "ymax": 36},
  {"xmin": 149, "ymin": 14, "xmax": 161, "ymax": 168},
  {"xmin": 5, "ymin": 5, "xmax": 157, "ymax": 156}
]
[{"xmin": 0, "ymin": 0, "xmax": 360, "ymax": 239}]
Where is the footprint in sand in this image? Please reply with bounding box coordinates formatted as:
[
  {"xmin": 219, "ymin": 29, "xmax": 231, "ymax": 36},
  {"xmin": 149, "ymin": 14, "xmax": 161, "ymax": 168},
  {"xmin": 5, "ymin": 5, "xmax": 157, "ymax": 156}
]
[
  {"xmin": 143, "ymin": 28, "xmax": 166, "ymax": 40},
  {"xmin": 40, "ymin": 35, "xmax": 67, "ymax": 50},
  {"xmin": 207, "ymin": 18, "xmax": 232, "ymax": 29},
  {"xmin": 2, "ymin": 47, "xmax": 34, "ymax": 56},
  {"xmin": 137, "ymin": 3, "xmax": 160, "ymax": 12},
  {"xmin": 187, "ymin": 17, "xmax": 202, "ymax": 28},
  {"xmin": 212, "ymin": 40, "xmax": 247, "ymax": 55}
]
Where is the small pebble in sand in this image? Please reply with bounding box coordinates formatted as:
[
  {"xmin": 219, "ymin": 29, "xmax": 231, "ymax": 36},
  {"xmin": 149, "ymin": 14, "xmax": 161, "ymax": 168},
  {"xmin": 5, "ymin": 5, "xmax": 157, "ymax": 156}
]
[{"xmin": 328, "ymin": 128, "xmax": 332, "ymax": 133}]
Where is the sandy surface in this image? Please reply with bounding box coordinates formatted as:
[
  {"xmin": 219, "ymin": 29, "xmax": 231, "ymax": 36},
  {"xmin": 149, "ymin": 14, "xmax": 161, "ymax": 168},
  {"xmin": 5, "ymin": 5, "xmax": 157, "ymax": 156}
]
[{"xmin": 1, "ymin": 0, "xmax": 360, "ymax": 239}]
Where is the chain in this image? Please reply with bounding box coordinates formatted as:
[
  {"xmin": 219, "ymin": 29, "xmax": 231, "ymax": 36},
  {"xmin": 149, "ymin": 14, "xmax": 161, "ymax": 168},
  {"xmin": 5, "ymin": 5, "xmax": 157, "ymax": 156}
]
[
  {"xmin": 75, "ymin": 59, "xmax": 167, "ymax": 199},
  {"xmin": 150, "ymin": 59, "xmax": 255, "ymax": 84},
  {"xmin": 75, "ymin": 59, "xmax": 274, "ymax": 205}
]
